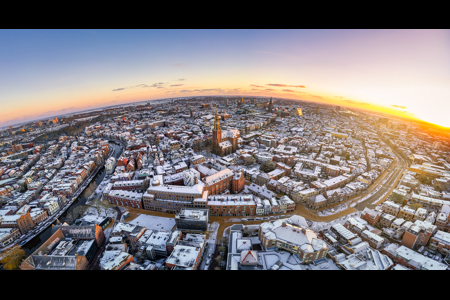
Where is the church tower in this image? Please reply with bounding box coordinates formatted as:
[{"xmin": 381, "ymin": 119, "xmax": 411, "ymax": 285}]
[
  {"xmin": 212, "ymin": 109, "xmax": 222, "ymax": 155},
  {"xmin": 268, "ymin": 97, "xmax": 273, "ymax": 113}
]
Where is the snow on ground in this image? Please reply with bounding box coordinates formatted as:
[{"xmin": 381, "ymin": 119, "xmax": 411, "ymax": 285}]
[
  {"xmin": 127, "ymin": 214, "xmax": 176, "ymax": 231},
  {"xmin": 309, "ymin": 211, "xmax": 361, "ymax": 232},
  {"xmin": 206, "ymin": 222, "xmax": 220, "ymax": 245},
  {"xmin": 84, "ymin": 205, "xmax": 117, "ymax": 219},
  {"xmin": 318, "ymin": 203, "xmax": 348, "ymax": 216}
]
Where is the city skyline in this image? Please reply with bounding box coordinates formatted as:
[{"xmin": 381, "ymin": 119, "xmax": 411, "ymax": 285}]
[{"xmin": 1, "ymin": 29, "xmax": 449, "ymax": 128}]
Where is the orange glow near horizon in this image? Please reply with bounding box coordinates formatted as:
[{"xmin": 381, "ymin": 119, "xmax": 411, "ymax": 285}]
[{"xmin": 2, "ymin": 87, "xmax": 447, "ymax": 129}]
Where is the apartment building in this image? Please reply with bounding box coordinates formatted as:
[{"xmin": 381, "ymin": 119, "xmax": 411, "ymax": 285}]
[
  {"xmin": 401, "ymin": 220, "xmax": 437, "ymax": 250},
  {"xmin": 143, "ymin": 180, "xmax": 208, "ymax": 214},
  {"xmin": 360, "ymin": 230, "xmax": 384, "ymax": 249},
  {"xmin": 398, "ymin": 205, "xmax": 416, "ymax": 221},
  {"xmin": 381, "ymin": 201, "xmax": 400, "ymax": 217},
  {"xmin": 360, "ymin": 207, "xmax": 382, "ymax": 226}
]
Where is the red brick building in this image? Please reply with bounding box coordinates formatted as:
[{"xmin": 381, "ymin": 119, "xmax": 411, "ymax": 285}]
[
  {"xmin": 204, "ymin": 168, "xmax": 234, "ymax": 195},
  {"xmin": 232, "ymin": 171, "xmax": 245, "ymax": 194},
  {"xmin": 0, "ymin": 212, "xmax": 35, "ymax": 234},
  {"xmin": 360, "ymin": 208, "xmax": 382, "ymax": 226}
]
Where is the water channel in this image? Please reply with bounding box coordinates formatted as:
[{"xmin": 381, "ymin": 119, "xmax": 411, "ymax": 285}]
[{"xmin": 22, "ymin": 142, "xmax": 123, "ymax": 256}]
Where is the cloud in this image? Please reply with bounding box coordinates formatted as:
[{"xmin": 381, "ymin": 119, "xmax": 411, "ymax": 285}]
[
  {"xmin": 342, "ymin": 100, "xmax": 373, "ymax": 106},
  {"xmin": 266, "ymin": 84, "xmax": 306, "ymax": 88},
  {"xmin": 282, "ymin": 89, "xmax": 296, "ymax": 92},
  {"xmin": 335, "ymin": 96, "xmax": 344, "ymax": 98},
  {"xmin": 150, "ymin": 83, "xmax": 165, "ymax": 88},
  {"xmin": 170, "ymin": 84, "xmax": 184, "ymax": 87},
  {"xmin": 391, "ymin": 105, "xmax": 407, "ymax": 109},
  {"xmin": 156, "ymin": 87, "xmax": 164, "ymax": 89},
  {"xmin": 265, "ymin": 88, "xmax": 276, "ymax": 91},
  {"xmin": 251, "ymin": 89, "xmax": 260, "ymax": 91},
  {"xmin": 176, "ymin": 79, "xmax": 185, "ymax": 81},
  {"xmin": 180, "ymin": 90, "xmax": 193, "ymax": 93},
  {"xmin": 250, "ymin": 84, "xmax": 264, "ymax": 87},
  {"xmin": 113, "ymin": 82, "xmax": 166, "ymax": 91}
]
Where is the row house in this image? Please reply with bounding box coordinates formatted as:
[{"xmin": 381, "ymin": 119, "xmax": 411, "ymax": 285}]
[
  {"xmin": 255, "ymin": 198, "xmax": 264, "ymax": 215},
  {"xmin": 106, "ymin": 190, "xmax": 144, "ymax": 209},
  {"xmin": 29, "ymin": 208, "xmax": 49, "ymax": 224},
  {"xmin": 53, "ymin": 182, "xmax": 76, "ymax": 197},
  {"xmin": 43, "ymin": 200, "xmax": 60, "ymax": 216},
  {"xmin": 74, "ymin": 168, "xmax": 89, "ymax": 181},
  {"xmin": 207, "ymin": 195, "xmax": 256, "ymax": 217},
  {"xmin": 380, "ymin": 201, "xmax": 400, "ymax": 217},
  {"xmin": 0, "ymin": 227, "xmax": 21, "ymax": 247},
  {"xmin": 0, "ymin": 212, "xmax": 34, "ymax": 234},
  {"xmin": 278, "ymin": 195, "xmax": 296, "ymax": 213}
]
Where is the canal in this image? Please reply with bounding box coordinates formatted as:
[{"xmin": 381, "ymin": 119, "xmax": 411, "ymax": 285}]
[{"xmin": 22, "ymin": 142, "xmax": 123, "ymax": 256}]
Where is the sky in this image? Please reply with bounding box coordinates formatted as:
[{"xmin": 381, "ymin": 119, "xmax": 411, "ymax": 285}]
[{"xmin": 1, "ymin": 29, "xmax": 449, "ymax": 128}]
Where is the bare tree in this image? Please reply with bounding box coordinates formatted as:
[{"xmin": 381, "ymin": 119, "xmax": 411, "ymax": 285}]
[{"xmin": 90, "ymin": 198, "xmax": 115, "ymax": 216}]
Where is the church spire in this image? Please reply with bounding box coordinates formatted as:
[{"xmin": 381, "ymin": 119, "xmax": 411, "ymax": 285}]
[{"xmin": 214, "ymin": 109, "xmax": 221, "ymax": 131}]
